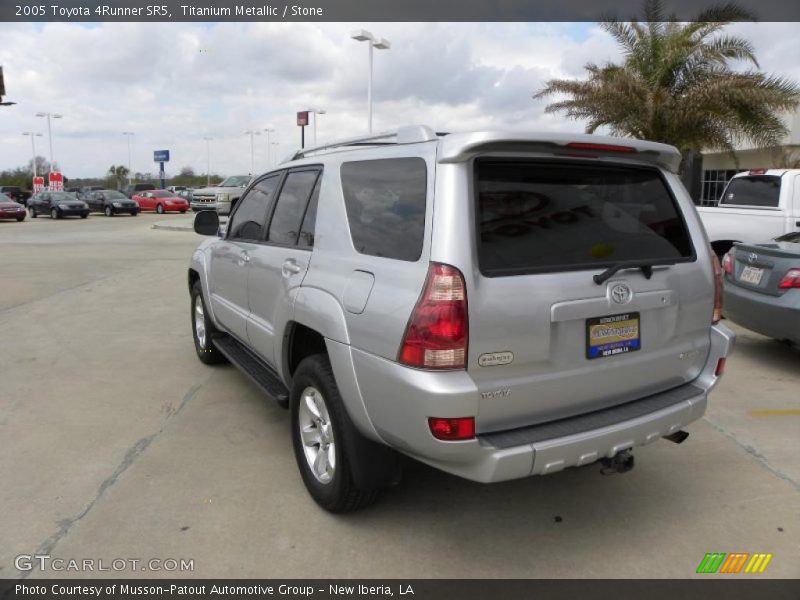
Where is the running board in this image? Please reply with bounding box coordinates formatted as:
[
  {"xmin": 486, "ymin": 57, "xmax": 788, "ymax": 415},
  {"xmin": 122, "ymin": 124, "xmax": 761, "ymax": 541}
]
[{"xmin": 213, "ymin": 335, "xmax": 289, "ymax": 408}]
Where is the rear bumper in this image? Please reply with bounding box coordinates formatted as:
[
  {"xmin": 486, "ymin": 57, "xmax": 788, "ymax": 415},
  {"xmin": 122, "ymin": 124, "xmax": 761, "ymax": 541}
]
[
  {"xmin": 351, "ymin": 323, "xmax": 735, "ymax": 483},
  {"xmin": 724, "ymin": 279, "xmax": 800, "ymax": 344}
]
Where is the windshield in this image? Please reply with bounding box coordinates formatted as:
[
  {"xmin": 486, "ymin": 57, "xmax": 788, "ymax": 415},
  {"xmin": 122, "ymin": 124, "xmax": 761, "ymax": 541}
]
[
  {"xmin": 150, "ymin": 190, "xmax": 173, "ymax": 197},
  {"xmin": 219, "ymin": 176, "xmax": 250, "ymax": 187},
  {"xmin": 475, "ymin": 160, "xmax": 694, "ymax": 276},
  {"xmin": 105, "ymin": 191, "xmax": 127, "ymax": 199},
  {"xmin": 51, "ymin": 192, "xmax": 80, "ymax": 202},
  {"xmin": 720, "ymin": 176, "xmax": 781, "ymax": 208}
]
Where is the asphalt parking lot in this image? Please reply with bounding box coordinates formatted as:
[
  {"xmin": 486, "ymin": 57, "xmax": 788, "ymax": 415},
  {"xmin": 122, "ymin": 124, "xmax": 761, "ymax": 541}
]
[{"xmin": 1, "ymin": 214, "xmax": 798, "ymax": 579}]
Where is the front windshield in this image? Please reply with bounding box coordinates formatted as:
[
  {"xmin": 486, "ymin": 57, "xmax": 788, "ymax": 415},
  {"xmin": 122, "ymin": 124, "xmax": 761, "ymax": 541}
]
[
  {"xmin": 150, "ymin": 190, "xmax": 172, "ymax": 197},
  {"xmin": 51, "ymin": 192, "xmax": 80, "ymax": 202},
  {"xmin": 105, "ymin": 191, "xmax": 127, "ymax": 199},
  {"xmin": 219, "ymin": 176, "xmax": 250, "ymax": 187}
]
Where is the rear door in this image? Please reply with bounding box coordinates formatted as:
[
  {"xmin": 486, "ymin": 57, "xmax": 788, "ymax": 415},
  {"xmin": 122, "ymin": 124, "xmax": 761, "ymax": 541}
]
[
  {"xmin": 465, "ymin": 158, "xmax": 711, "ymax": 431},
  {"xmin": 247, "ymin": 168, "xmax": 321, "ymax": 367}
]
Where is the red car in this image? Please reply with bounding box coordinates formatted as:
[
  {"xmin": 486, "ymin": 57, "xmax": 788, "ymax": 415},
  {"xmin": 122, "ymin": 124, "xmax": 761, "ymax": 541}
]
[
  {"xmin": 0, "ymin": 196, "xmax": 26, "ymax": 221},
  {"xmin": 133, "ymin": 190, "xmax": 189, "ymax": 214}
]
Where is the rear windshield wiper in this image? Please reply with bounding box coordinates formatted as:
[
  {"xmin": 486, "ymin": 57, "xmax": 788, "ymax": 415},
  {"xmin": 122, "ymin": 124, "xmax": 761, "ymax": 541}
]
[{"xmin": 593, "ymin": 259, "xmax": 677, "ymax": 285}]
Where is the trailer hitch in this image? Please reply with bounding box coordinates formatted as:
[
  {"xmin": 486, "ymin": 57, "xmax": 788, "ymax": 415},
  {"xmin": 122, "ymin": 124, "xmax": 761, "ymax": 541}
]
[{"xmin": 600, "ymin": 449, "xmax": 635, "ymax": 475}]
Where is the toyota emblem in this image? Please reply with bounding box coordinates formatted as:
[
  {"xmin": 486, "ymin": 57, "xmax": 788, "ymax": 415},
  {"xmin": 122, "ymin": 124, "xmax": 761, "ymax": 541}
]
[
  {"xmin": 610, "ymin": 283, "xmax": 633, "ymax": 304},
  {"xmin": 748, "ymin": 252, "xmax": 758, "ymax": 264}
]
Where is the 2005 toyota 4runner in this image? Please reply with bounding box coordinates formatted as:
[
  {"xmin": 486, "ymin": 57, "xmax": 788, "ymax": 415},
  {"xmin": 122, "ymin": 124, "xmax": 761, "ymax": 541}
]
[{"xmin": 188, "ymin": 126, "xmax": 734, "ymax": 512}]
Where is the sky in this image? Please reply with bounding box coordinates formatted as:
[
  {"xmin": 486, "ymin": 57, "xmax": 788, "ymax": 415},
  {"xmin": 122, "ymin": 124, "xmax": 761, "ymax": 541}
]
[{"xmin": 1, "ymin": 21, "xmax": 799, "ymax": 178}]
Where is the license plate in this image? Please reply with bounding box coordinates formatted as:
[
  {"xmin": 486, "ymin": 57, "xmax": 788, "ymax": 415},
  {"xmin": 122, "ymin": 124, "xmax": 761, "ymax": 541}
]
[
  {"xmin": 740, "ymin": 266, "xmax": 764, "ymax": 285},
  {"xmin": 586, "ymin": 312, "xmax": 641, "ymax": 360}
]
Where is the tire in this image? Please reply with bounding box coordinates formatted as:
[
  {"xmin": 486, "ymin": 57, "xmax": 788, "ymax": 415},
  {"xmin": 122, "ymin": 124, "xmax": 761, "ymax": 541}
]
[
  {"xmin": 180, "ymin": 210, "xmax": 186, "ymax": 214},
  {"xmin": 16, "ymin": 214, "xmax": 25, "ymax": 222},
  {"xmin": 80, "ymin": 214, "xmax": 88, "ymax": 219},
  {"xmin": 291, "ymin": 354, "xmax": 381, "ymax": 513},
  {"xmin": 104, "ymin": 205, "xmax": 113, "ymax": 217},
  {"xmin": 190, "ymin": 281, "xmax": 227, "ymax": 365},
  {"xmin": 51, "ymin": 208, "xmax": 59, "ymax": 219},
  {"xmin": 30, "ymin": 207, "xmax": 37, "ymax": 218},
  {"xmin": 131, "ymin": 210, "xmax": 138, "ymax": 216},
  {"xmin": 156, "ymin": 204, "xmax": 165, "ymax": 214}
]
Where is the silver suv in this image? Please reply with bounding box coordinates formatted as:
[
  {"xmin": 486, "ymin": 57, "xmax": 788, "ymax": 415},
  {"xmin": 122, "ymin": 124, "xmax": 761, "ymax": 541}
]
[{"xmin": 188, "ymin": 126, "xmax": 734, "ymax": 512}]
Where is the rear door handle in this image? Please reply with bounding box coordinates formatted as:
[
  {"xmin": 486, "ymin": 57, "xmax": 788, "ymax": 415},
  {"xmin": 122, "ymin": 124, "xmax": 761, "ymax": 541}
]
[{"xmin": 282, "ymin": 259, "xmax": 302, "ymax": 277}]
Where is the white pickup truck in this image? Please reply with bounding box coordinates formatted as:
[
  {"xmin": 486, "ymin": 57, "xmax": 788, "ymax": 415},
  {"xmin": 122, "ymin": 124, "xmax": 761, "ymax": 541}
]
[{"xmin": 698, "ymin": 169, "xmax": 800, "ymax": 257}]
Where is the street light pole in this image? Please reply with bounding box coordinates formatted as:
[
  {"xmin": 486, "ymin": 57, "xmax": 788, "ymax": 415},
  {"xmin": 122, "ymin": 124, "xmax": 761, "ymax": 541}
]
[
  {"xmin": 122, "ymin": 132, "xmax": 134, "ymax": 184},
  {"xmin": 263, "ymin": 127, "xmax": 275, "ymax": 167},
  {"xmin": 203, "ymin": 136, "xmax": 212, "ymax": 186},
  {"xmin": 35, "ymin": 111, "xmax": 63, "ymax": 171},
  {"xmin": 272, "ymin": 141, "xmax": 280, "ymax": 165},
  {"xmin": 22, "ymin": 132, "xmax": 43, "ymax": 177},
  {"xmin": 351, "ymin": 30, "xmax": 390, "ymax": 133},
  {"xmin": 243, "ymin": 130, "xmax": 261, "ymax": 175}
]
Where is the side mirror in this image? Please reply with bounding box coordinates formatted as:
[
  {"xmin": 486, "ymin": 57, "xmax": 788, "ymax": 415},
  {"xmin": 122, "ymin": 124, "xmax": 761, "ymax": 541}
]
[{"xmin": 194, "ymin": 210, "xmax": 220, "ymax": 236}]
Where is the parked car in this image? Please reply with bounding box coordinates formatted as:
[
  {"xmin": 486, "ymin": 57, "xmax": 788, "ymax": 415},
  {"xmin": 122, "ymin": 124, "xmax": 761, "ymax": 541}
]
[
  {"xmin": 190, "ymin": 175, "xmax": 252, "ymax": 214},
  {"xmin": 133, "ymin": 190, "xmax": 189, "ymax": 214},
  {"xmin": 167, "ymin": 185, "xmax": 187, "ymax": 194},
  {"xmin": 698, "ymin": 169, "xmax": 800, "ymax": 258},
  {"xmin": 0, "ymin": 185, "xmax": 30, "ymax": 206},
  {"xmin": 187, "ymin": 126, "xmax": 734, "ymax": 512},
  {"xmin": 0, "ymin": 196, "xmax": 26, "ymax": 221},
  {"xmin": 121, "ymin": 183, "xmax": 156, "ymax": 198},
  {"xmin": 722, "ymin": 235, "xmax": 800, "ymax": 346},
  {"xmin": 86, "ymin": 189, "xmax": 140, "ymax": 216},
  {"xmin": 28, "ymin": 191, "xmax": 89, "ymax": 219}
]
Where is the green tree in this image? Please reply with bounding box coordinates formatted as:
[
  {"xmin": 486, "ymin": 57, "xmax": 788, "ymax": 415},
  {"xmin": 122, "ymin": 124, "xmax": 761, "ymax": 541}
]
[
  {"xmin": 534, "ymin": 0, "xmax": 800, "ymax": 171},
  {"xmin": 107, "ymin": 165, "xmax": 130, "ymax": 189}
]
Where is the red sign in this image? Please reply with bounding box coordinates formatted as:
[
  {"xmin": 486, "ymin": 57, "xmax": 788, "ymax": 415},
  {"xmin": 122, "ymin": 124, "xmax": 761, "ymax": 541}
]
[
  {"xmin": 33, "ymin": 176, "xmax": 45, "ymax": 193},
  {"xmin": 48, "ymin": 172, "xmax": 63, "ymax": 191},
  {"xmin": 296, "ymin": 111, "xmax": 309, "ymax": 127}
]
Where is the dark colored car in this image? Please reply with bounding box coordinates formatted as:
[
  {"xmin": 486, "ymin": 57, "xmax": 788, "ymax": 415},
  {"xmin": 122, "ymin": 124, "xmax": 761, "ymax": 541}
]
[
  {"xmin": 723, "ymin": 235, "xmax": 800, "ymax": 346},
  {"xmin": 121, "ymin": 183, "xmax": 156, "ymax": 198},
  {"xmin": 28, "ymin": 191, "xmax": 90, "ymax": 219},
  {"xmin": 86, "ymin": 189, "xmax": 140, "ymax": 216},
  {"xmin": 0, "ymin": 186, "xmax": 30, "ymax": 206},
  {"xmin": 0, "ymin": 196, "xmax": 26, "ymax": 221}
]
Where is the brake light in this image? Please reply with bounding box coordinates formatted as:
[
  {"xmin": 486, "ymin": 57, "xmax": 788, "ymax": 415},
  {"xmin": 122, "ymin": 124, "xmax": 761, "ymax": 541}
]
[
  {"xmin": 778, "ymin": 268, "xmax": 800, "ymax": 289},
  {"xmin": 399, "ymin": 263, "xmax": 468, "ymax": 369},
  {"xmin": 428, "ymin": 417, "xmax": 475, "ymax": 441},
  {"xmin": 711, "ymin": 250, "xmax": 723, "ymax": 324},
  {"xmin": 722, "ymin": 251, "xmax": 734, "ymax": 276},
  {"xmin": 565, "ymin": 142, "xmax": 636, "ymax": 153},
  {"xmin": 715, "ymin": 358, "xmax": 726, "ymax": 377}
]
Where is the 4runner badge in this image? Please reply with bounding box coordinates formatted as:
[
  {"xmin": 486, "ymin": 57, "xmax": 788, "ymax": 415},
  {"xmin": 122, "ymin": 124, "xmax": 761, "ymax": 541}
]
[{"xmin": 478, "ymin": 351, "xmax": 514, "ymax": 367}]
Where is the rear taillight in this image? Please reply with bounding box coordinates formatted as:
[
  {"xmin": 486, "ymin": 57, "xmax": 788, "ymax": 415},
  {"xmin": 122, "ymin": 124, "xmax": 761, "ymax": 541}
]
[
  {"xmin": 399, "ymin": 263, "xmax": 468, "ymax": 369},
  {"xmin": 715, "ymin": 358, "xmax": 726, "ymax": 377},
  {"xmin": 711, "ymin": 250, "xmax": 723, "ymax": 324},
  {"xmin": 722, "ymin": 251, "xmax": 734, "ymax": 276},
  {"xmin": 428, "ymin": 417, "xmax": 475, "ymax": 441},
  {"xmin": 778, "ymin": 268, "xmax": 800, "ymax": 289}
]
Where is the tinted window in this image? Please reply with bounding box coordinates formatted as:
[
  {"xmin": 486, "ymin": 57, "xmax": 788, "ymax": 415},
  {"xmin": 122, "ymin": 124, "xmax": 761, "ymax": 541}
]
[
  {"xmin": 268, "ymin": 170, "xmax": 320, "ymax": 245},
  {"xmin": 298, "ymin": 178, "xmax": 321, "ymax": 249},
  {"xmin": 340, "ymin": 158, "xmax": 427, "ymax": 261},
  {"xmin": 227, "ymin": 176, "xmax": 280, "ymax": 241},
  {"xmin": 476, "ymin": 160, "xmax": 694, "ymax": 276},
  {"xmin": 720, "ymin": 176, "xmax": 781, "ymax": 207}
]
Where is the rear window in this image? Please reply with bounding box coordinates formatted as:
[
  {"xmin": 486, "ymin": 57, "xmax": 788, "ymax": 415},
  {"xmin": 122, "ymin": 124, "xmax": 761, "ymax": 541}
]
[
  {"xmin": 341, "ymin": 158, "xmax": 427, "ymax": 262},
  {"xmin": 476, "ymin": 160, "xmax": 694, "ymax": 276},
  {"xmin": 720, "ymin": 176, "xmax": 781, "ymax": 207}
]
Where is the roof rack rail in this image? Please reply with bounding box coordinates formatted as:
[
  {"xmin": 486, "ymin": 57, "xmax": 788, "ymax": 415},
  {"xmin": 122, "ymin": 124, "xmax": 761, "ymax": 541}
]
[{"xmin": 290, "ymin": 124, "xmax": 438, "ymax": 161}]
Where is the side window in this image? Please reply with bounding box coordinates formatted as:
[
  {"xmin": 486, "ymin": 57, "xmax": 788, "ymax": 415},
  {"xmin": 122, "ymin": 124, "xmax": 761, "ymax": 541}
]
[
  {"xmin": 340, "ymin": 158, "xmax": 427, "ymax": 261},
  {"xmin": 298, "ymin": 178, "xmax": 321, "ymax": 249},
  {"xmin": 267, "ymin": 169, "xmax": 320, "ymax": 246},
  {"xmin": 227, "ymin": 175, "xmax": 280, "ymax": 241}
]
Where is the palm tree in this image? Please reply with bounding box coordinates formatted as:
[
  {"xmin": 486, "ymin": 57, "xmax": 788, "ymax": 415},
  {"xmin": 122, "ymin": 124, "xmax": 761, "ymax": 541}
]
[
  {"xmin": 534, "ymin": 0, "xmax": 800, "ymax": 172},
  {"xmin": 107, "ymin": 165, "xmax": 129, "ymax": 189}
]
